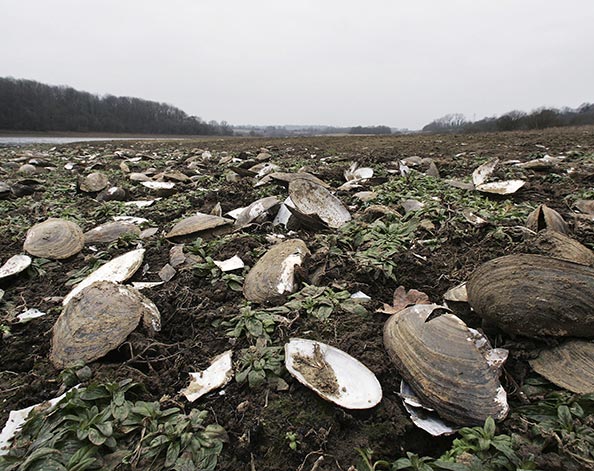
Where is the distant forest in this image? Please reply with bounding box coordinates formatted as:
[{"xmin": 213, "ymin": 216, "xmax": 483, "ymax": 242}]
[
  {"xmin": 423, "ymin": 103, "xmax": 594, "ymax": 134},
  {"xmin": 0, "ymin": 77, "xmax": 233, "ymax": 135}
]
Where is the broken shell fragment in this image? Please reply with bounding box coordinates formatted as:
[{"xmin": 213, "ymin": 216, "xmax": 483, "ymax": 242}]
[
  {"xmin": 574, "ymin": 199, "xmax": 594, "ymax": 216},
  {"xmin": 529, "ymin": 340, "xmax": 594, "ymax": 394},
  {"xmin": 467, "ymin": 254, "xmax": 594, "ymax": 337},
  {"xmin": 23, "ymin": 218, "xmax": 84, "ymax": 260},
  {"xmin": 62, "ymin": 248, "xmax": 145, "ymax": 305},
  {"xmin": 475, "ymin": 180, "xmax": 525, "ymax": 195},
  {"xmin": 0, "ymin": 254, "xmax": 32, "ymax": 280},
  {"xmin": 243, "ymin": 239, "xmax": 309, "ymax": 304},
  {"xmin": 79, "ymin": 172, "xmax": 109, "ymax": 193},
  {"xmin": 285, "ymin": 338, "xmax": 382, "ymax": 409},
  {"xmin": 472, "ymin": 159, "xmax": 498, "ymax": 187},
  {"xmin": 400, "ymin": 381, "xmax": 457, "ymax": 436},
  {"xmin": 526, "ymin": 204, "xmax": 569, "ymax": 234},
  {"xmin": 383, "ymin": 304, "xmax": 509, "ymax": 425},
  {"xmin": 181, "ymin": 350, "xmax": 234, "ymax": 402},
  {"xmin": 51, "ymin": 281, "xmax": 160, "ymax": 368},
  {"xmin": 528, "ymin": 230, "xmax": 594, "ymax": 266},
  {"xmin": 288, "ymin": 178, "xmax": 351, "ymax": 229},
  {"xmin": 443, "ymin": 282, "xmax": 468, "ymax": 303},
  {"xmin": 83, "ymin": 221, "xmax": 140, "ymax": 244},
  {"xmin": 344, "ymin": 162, "xmax": 373, "ymax": 182},
  {"xmin": 233, "ymin": 196, "xmax": 280, "ymax": 229},
  {"xmin": 165, "ymin": 213, "xmax": 233, "ymax": 239}
]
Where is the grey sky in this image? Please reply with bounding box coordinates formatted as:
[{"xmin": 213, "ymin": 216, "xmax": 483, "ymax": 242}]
[{"xmin": 1, "ymin": 0, "xmax": 593, "ymax": 129}]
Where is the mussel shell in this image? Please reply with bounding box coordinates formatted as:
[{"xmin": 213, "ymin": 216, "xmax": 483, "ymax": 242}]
[
  {"xmin": 383, "ymin": 304, "xmax": 508, "ymax": 426},
  {"xmin": 234, "ymin": 196, "xmax": 280, "ymax": 229},
  {"xmin": 23, "ymin": 218, "xmax": 84, "ymax": 260},
  {"xmin": 79, "ymin": 172, "xmax": 109, "ymax": 193},
  {"xmin": 50, "ymin": 281, "xmax": 160, "ymax": 368},
  {"xmin": 526, "ymin": 204, "xmax": 569, "ymax": 234},
  {"xmin": 165, "ymin": 213, "xmax": 233, "ymax": 239},
  {"xmin": 83, "ymin": 221, "xmax": 141, "ymax": 244},
  {"xmin": 0, "ymin": 254, "xmax": 32, "ymax": 280},
  {"xmin": 529, "ymin": 340, "xmax": 594, "ymax": 394},
  {"xmin": 243, "ymin": 239, "xmax": 309, "ymax": 304},
  {"xmin": 467, "ymin": 254, "xmax": 594, "ymax": 337},
  {"xmin": 527, "ymin": 230, "xmax": 594, "ymax": 266},
  {"xmin": 288, "ymin": 178, "xmax": 351, "ymax": 229}
]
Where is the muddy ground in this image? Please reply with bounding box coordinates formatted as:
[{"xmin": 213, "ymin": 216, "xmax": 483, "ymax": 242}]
[{"xmin": 1, "ymin": 127, "xmax": 594, "ymax": 470}]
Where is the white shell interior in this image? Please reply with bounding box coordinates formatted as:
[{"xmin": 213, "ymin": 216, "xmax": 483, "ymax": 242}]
[
  {"xmin": 476, "ymin": 180, "xmax": 526, "ymax": 195},
  {"xmin": 285, "ymin": 338, "xmax": 382, "ymax": 410},
  {"xmin": 181, "ymin": 350, "xmax": 233, "ymax": 402},
  {"xmin": 0, "ymin": 254, "xmax": 32, "ymax": 279},
  {"xmin": 63, "ymin": 248, "xmax": 145, "ymax": 305},
  {"xmin": 400, "ymin": 381, "xmax": 457, "ymax": 436}
]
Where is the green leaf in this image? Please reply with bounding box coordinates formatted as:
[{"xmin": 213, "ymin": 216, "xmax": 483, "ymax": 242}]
[
  {"xmin": 248, "ymin": 369, "xmax": 266, "ymax": 388},
  {"xmin": 558, "ymin": 405, "xmax": 574, "ymax": 431},
  {"xmin": 95, "ymin": 421, "xmax": 113, "ymax": 437},
  {"xmin": 165, "ymin": 441, "xmax": 181, "ymax": 467},
  {"xmin": 87, "ymin": 428, "xmax": 107, "ymax": 446},
  {"xmin": 483, "ymin": 416, "xmax": 496, "ymax": 438}
]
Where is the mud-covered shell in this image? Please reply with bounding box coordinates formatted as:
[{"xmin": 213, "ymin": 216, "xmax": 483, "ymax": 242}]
[
  {"xmin": 288, "ymin": 178, "xmax": 351, "ymax": 229},
  {"xmin": 467, "ymin": 254, "xmax": 594, "ymax": 337},
  {"xmin": 285, "ymin": 338, "xmax": 382, "ymax": 409},
  {"xmin": 529, "ymin": 340, "xmax": 594, "ymax": 394},
  {"xmin": 526, "ymin": 205, "xmax": 569, "ymax": 234},
  {"xmin": 62, "ymin": 248, "xmax": 145, "ymax": 305},
  {"xmin": 383, "ymin": 304, "xmax": 508, "ymax": 426},
  {"xmin": 83, "ymin": 221, "xmax": 141, "ymax": 244},
  {"xmin": 528, "ymin": 230, "xmax": 594, "ymax": 266},
  {"xmin": 243, "ymin": 239, "xmax": 309, "ymax": 304},
  {"xmin": 50, "ymin": 281, "xmax": 160, "ymax": 369},
  {"xmin": 165, "ymin": 213, "xmax": 233, "ymax": 238},
  {"xmin": 79, "ymin": 172, "xmax": 109, "ymax": 193},
  {"xmin": 23, "ymin": 218, "xmax": 84, "ymax": 259}
]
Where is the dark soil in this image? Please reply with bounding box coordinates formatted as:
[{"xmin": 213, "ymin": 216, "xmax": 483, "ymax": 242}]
[{"xmin": 1, "ymin": 127, "xmax": 594, "ymax": 470}]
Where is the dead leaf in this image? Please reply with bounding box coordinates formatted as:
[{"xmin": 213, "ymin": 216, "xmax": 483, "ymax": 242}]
[{"xmin": 377, "ymin": 285, "xmax": 430, "ymax": 314}]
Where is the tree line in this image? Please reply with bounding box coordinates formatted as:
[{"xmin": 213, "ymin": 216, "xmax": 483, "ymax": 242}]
[
  {"xmin": 0, "ymin": 77, "xmax": 233, "ymax": 135},
  {"xmin": 422, "ymin": 103, "xmax": 594, "ymax": 134}
]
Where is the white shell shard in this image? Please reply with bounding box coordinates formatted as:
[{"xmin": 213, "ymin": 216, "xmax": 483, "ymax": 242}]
[
  {"xmin": 124, "ymin": 199, "xmax": 158, "ymax": 208},
  {"xmin": 225, "ymin": 207, "xmax": 245, "ymax": 220},
  {"xmin": 443, "ymin": 282, "xmax": 468, "ymax": 303},
  {"xmin": 288, "ymin": 178, "xmax": 351, "ymax": 229},
  {"xmin": 113, "ymin": 216, "xmax": 149, "ymax": 225},
  {"xmin": 462, "ymin": 209, "xmax": 489, "ymax": 226},
  {"xmin": 344, "ymin": 162, "xmax": 374, "ymax": 182},
  {"xmin": 181, "ymin": 350, "xmax": 234, "ymax": 402},
  {"xmin": 475, "ymin": 180, "xmax": 525, "ymax": 195},
  {"xmin": 17, "ymin": 308, "xmax": 46, "ymax": 323},
  {"xmin": 472, "ymin": 159, "xmax": 498, "ymax": 187},
  {"xmin": 400, "ymin": 381, "xmax": 457, "ymax": 436},
  {"xmin": 0, "ymin": 388, "xmax": 76, "ymax": 456},
  {"xmin": 62, "ymin": 248, "xmax": 145, "ymax": 305},
  {"xmin": 141, "ymin": 181, "xmax": 175, "ymax": 190},
  {"xmin": 213, "ymin": 255, "xmax": 245, "ymax": 272},
  {"xmin": 273, "ymin": 197, "xmax": 296, "ymax": 227},
  {"xmin": 132, "ymin": 281, "xmax": 165, "ymax": 290},
  {"xmin": 0, "ymin": 254, "xmax": 32, "ymax": 280},
  {"xmin": 351, "ymin": 291, "xmax": 371, "ymax": 301},
  {"xmin": 285, "ymin": 338, "xmax": 382, "ymax": 410}
]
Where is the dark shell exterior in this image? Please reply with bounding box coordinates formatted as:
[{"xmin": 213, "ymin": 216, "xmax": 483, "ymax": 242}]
[
  {"xmin": 529, "ymin": 340, "xmax": 594, "ymax": 394},
  {"xmin": 165, "ymin": 213, "xmax": 233, "ymax": 238},
  {"xmin": 50, "ymin": 281, "xmax": 160, "ymax": 368},
  {"xmin": 23, "ymin": 218, "xmax": 84, "ymax": 259},
  {"xmin": 526, "ymin": 204, "xmax": 569, "ymax": 234},
  {"xmin": 528, "ymin": 230, "xmax": 594, "ymax": 266},
  {"xmin": 383, "ymin": 304, "xmax": 508, "ymax": 426},
  {"xmin": 83, "ymin": 221, "xmax": 141, "ymax": 244},
  {"xmin": 288, "ymin": 178, "xmax": 351, "ymax": 229},
  {"xmin": 243, "ymin": 239, "xmax": 309, "ymax": 304},
  {"xmin": 467, "ymin": 254, "xmax": 594, "ymax": 337},
  {"xmin": 79, "ymin": 172, "xmax": 109, "ymax": 193}
]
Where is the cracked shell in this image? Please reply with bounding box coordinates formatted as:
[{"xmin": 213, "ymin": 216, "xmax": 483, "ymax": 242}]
[
  {"xmin": 165, "ymin": 213, "xmax": 233, "ymax": 239},
  {"xmin": 243, "ymin": 239, "xmax": 309, "ymax": 304},
  {"xmin": 50, "ymin": 281, "xmax": 161, "ymax": 369},
  {"xmin": 383, "ymin": 304, "xmax": 509, "ymax": 426},
  {"xmin": 467, "ymin": 254, "xmax": 594, "ymax": 337},
  {"xmin": 288, "ymin": 178, "xmax": 351, "ymax": 229},
  {"xmin": 23, "ymin": 218, "xmax": 84, "ymax": 260}
]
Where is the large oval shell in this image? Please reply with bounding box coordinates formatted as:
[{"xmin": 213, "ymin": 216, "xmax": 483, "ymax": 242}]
[
  {"xmin": 383, "ymin": 304, "xmax": 508, "ymax": 426},
  {"xmin": 529, "ymin": 340, "xmax": 594, "ymax": 394},
  {"xmin": 467, "ymin": 254, "xmax": 594, "ymax": 337},
  {"xmin": 50, "ymin": 281, "xmax": 160, "ymax": 369},
  {"xmin": 288, "ymin": 178, "xmax": 351, "ymax": 229},
  {"xmin": 23, "ymin": 218, "xmax": 84, "ymax": 260},
  {"xmin": 285, "ymin": 338, "xmax": 382, "ymax": 409},
  {"xmin": 243, "ymin": 239, "xmax": 309, "ymax": 304},
  {"xmin": 79, "ymin": 172, "xmax": 109, "ymax": 193},
  {"xmin": 526, "ymin": 205, "xmax": 569, "ymax": 234},
  {"xmin": 83, "ymin": 221, "xmax": 141, "ymax": 244},
  {"xmin": 165, "ymin": 213, "xmax": 233, "ymax": 239},
  {"xmin": 62, "ymin": 248, "xmax": 145, "ymax": 305},
  {"xmin": 528, "ymin": 230, "xmax": 594, "ymax": 266}
]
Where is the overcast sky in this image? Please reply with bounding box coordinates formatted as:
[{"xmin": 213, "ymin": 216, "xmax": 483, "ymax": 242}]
[{"xmin": 1, "ymin": 0, "xmax": 593, "ymax": 129}]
